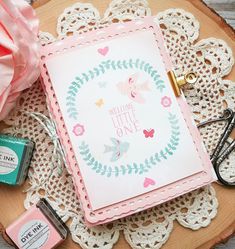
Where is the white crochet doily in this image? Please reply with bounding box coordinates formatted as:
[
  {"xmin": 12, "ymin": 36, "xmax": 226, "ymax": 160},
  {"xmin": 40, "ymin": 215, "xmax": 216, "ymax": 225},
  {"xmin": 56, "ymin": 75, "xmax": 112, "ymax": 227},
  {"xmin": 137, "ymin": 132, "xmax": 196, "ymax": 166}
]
[{"xmin": 3, "ymin": 1, "xmax": 235, "ymax": 248}]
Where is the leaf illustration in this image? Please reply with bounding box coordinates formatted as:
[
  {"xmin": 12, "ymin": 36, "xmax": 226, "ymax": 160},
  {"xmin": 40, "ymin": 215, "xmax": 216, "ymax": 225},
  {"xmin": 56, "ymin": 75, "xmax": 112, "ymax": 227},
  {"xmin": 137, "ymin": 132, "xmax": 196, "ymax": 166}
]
[
  {"xmin": 66, "ymin": 102, "xmax": 75, "ymax": 107},
  {"xmin": 75, "ymin": 76, "xmax": 84, "ymax": 84},
  {"xmin": 67, "ymin": 90, "xmax": 76, "ymax": 97},
  {"xmin": 111, "ymin": 60, "xmax": 116, "ymax": 70},
  {"xmin": 71, "ymin": 81, "xmax": 80, "ymax": 88},
  {"xmin": 160, "ymin": 150, "xmax": 167, "ymax": 159},
  {"xmin": 150, "ymin": 156, "xmax": 156, "ymax": 165},
  {"xmin": 167, "ymin": 143, "xmax": 176, "ymax": 151},
  {"xmin": 92, "ymin": 161, "xmax": 98, "ymax": 170},
  {"xmin": 93, "ymin": 67, "xmax": 100, "ymax": 76},
  {"xmin": 133, "ymin": 163, "xmax": 138, "ymax": 173},
  {"xmin": 68, "ymin": 113, "xmax": 78, "ymax": 120},
  {"xmin": 96, "ymin": 164, "xmax": 102, "ymax": 173},
  {"xmin": 117, "ymin": 60, "xmax": 122, "ymax": 69},
  {"xmin": 107, "ymin": 166, "xmax": 112, "ymax": 177},
  {"xmin": 165, "ymin": 147, "xmax": 173, "ymax": 155},
  {"xmin": 82, "ymin": 73, "xmax": 89, "ymax": 81},
  {"xmin": 151, "ymin": 70, "xmax": 158, "ymax": 77},
  {"xmin": 121, "ymin": 165, "xmax": 126, "ymax": 175},
  {"xmin": 101, "ymin": 165, "xmax": 107, "ymax": 175},
  {"xmin": 127, "ymin": 164, "xmax": 132, "ymax": 174},
  {"xmin": 66, "ymin": 96, "xmax": 76, "ymax": 102},
  {"xmin": 80, "ymin": 149, "xmax": 89, "ymax": 155},
  {"xmin": 140, "ymin": 60, "xmax": 145, "ymax": 69},
  {"xmin": 123, "ymin": 60, "xmax": 128, "ymax": 69},
  {"xmin": 87, "ymin": 157, "xmax": 95, "ymax": 166},
  {"xmin": 114, "ymin": 166, "xmax": 119, "ymax": 177},
  {"xmin": 144, "ymin": 63, "xmax": 150, "ymax": 72},
  {"xmin": 155, "ymin": 153, "xmax": 161, "ymax": 162},
  {"xmin": 67, "ymin": 107, "xmax": 77, "ymax": 113},
  {"xmin": 139, "ymin": 163, "xmax": 144, "ymax": 174},
  {"xmin": 129, "ymin": 59, "xmax": 133, "ymax": 68},
  {"xmin": 88, "ymin": 70, "xmax": 94, "ymax": 79},
  {"xmin": 135, "ymin": 58, "xmax": 140, "ymax": 67}
]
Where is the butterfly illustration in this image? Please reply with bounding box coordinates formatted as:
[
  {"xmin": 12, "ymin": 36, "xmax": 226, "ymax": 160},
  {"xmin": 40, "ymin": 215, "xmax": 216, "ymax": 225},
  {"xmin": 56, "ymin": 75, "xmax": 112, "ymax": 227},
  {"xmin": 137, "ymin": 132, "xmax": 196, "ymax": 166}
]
[
  {"xmin": 117, "ymin": 73, "xmax": 150, "ymax": 104},
  {"xmin": 104, "ymin": 138, "xmax": 130, "ymax": 162},
  {"xmin": 143, "ymin": 129, "xmax": 155, "ymax": 138},
  {"xmin": 98, "ymin": 81, "xmax": 107, "ymax": 88},
  {"xmin": 95, "ymin": 98, "xmax": 104, "ymax": 107}
]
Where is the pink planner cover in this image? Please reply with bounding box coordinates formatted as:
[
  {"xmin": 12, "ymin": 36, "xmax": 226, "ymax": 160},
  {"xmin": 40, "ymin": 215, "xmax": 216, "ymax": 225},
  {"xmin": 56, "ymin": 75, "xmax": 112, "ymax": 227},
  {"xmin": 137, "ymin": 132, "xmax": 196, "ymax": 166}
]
[{"xmin": 39, "ymin": 17, "xmax": 216, "ymax": 226}]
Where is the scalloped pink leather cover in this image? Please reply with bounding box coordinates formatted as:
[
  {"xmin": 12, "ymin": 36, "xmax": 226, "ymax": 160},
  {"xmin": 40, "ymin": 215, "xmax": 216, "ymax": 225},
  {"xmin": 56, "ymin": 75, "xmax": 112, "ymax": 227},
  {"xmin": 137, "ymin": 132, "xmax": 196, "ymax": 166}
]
[{"xmin": 39, "ymin": 17, "xmax": 216, "ymax": 226}]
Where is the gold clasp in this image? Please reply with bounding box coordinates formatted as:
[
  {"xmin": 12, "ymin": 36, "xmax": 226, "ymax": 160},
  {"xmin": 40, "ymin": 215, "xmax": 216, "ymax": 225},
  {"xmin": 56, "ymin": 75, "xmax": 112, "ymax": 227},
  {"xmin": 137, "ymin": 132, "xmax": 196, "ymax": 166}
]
[{"xmin": 167, "ymin": 71, "xmax": 198, "ymax": 97}]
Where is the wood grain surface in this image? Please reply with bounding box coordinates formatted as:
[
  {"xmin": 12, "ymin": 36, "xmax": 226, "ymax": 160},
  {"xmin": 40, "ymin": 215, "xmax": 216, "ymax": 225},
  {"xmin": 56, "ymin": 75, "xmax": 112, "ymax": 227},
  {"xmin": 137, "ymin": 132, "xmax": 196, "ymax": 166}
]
[
  {"xmin": 204, "ymin": 0, "xmax": 235, "ymax": 28},
  {"xmin": 0, "ymin": 1, "xmax": 234, "ymax": 249}
]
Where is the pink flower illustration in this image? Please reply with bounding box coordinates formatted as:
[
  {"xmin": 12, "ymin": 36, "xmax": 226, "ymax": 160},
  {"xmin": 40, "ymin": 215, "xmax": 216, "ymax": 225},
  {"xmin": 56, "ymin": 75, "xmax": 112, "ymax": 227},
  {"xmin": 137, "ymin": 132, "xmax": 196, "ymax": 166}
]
[
  {"xmin": 73, "ymin": 124, "xmax": 85, "ymax": 136},
  {"xmin": 161, "ymin": 96, "xmax": 172, "ymax": 108}
]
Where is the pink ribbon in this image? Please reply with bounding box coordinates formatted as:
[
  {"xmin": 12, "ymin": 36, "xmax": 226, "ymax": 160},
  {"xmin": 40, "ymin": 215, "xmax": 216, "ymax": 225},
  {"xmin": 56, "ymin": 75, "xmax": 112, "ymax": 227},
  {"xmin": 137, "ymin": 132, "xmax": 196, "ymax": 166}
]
[{"xmin": 0, "ymin": 0, "xmax": 40, "ymax": 120}]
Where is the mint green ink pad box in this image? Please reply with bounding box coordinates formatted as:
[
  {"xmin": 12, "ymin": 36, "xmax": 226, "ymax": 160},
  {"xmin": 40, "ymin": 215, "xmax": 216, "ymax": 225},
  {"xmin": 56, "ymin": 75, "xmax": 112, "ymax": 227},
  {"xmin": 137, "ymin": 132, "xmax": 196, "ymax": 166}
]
[{"xmin": 0, "ymin": 135, "xmax": 34, "ymax": 186}]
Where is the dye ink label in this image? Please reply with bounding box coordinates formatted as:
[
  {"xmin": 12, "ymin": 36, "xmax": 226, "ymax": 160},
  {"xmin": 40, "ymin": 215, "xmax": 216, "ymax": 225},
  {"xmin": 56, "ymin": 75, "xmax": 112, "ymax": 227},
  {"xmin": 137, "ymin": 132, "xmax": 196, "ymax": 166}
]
[
  {"xmin": 0, "ymin": 146, "xmax": 19, "ymax": 175},
  {"xmin": 0, "ymin": 135, "xmax": 28, "ymax": 185},
  {"xmin": 18, "ymin": 220, "xmax": 50, "ymax": 249}
]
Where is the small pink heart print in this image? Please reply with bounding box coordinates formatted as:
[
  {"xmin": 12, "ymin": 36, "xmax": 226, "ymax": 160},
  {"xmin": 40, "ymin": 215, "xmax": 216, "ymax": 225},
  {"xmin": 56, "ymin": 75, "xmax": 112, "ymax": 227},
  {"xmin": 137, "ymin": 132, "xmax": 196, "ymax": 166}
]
[
  {"xmin": 98, "ymin": 46, "xmax": 109, "ymax": 56},
  {"xmin": 143, "ymin": 177, "xmax": 156, "ymax": 188}
]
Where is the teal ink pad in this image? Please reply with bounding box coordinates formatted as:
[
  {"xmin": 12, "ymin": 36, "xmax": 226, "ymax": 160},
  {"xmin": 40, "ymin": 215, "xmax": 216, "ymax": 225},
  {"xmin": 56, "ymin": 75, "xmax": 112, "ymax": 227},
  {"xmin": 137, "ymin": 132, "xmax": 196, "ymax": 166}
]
[{"xmin": 0, "ymin": 135, "xmax": 34, "ymax": 185}]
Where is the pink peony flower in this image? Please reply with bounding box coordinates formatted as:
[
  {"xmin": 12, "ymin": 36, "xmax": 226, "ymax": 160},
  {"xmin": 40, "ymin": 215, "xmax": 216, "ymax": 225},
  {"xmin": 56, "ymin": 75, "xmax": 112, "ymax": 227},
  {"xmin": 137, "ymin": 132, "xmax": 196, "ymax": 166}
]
[
  {"xmin": 0, "ymin": 0, "xmax": 40, "ymax": 120},
  {"xmin": 73, "ymin": 124, "xmax": 85, "ymax": 136},
  {"xmin": 161, "ymin": 96, "xmax": 172, "ymax": 108}
]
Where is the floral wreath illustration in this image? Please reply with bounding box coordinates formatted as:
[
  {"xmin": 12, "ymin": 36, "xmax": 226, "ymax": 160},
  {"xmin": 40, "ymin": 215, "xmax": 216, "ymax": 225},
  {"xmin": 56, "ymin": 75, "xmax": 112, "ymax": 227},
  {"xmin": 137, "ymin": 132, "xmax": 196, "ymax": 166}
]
[{"xmin": 66, "ymin": 59, "xmax": 180, "ymax": 177}]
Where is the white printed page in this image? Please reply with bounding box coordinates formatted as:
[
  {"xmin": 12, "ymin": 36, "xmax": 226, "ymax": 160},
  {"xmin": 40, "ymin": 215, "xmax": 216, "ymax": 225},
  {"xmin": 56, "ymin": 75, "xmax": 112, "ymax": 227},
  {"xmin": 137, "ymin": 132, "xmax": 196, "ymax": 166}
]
[{"xmin": 46, "ymin": 29, "xmax": 203, "ymax": 210}]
